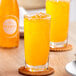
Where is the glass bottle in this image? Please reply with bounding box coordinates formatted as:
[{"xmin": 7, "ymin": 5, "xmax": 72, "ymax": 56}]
[{"xmin": 0, "ymin": 0, "xmax": 19, "ymax": 48}]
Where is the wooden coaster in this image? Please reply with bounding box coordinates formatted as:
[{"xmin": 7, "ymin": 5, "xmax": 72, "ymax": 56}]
[
  {"xmin": 18, "ymin": 66, "xmax": 54, "ymax": 76},
  {"xmin": 50, "ymin": 44, "xmax": 72, "ymax": 52}
]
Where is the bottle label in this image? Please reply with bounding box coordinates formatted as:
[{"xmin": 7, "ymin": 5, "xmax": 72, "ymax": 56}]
[
  {"xmin": 3, "ymin": 19, "xmax": 17, "ymax": 34},
  {"xmin": 3, "ymin": 15, "xmax": 19, "ymax": 38}
]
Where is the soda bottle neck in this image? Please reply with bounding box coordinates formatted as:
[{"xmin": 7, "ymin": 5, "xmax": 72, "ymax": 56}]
[
  {"xmin": 0, "ymin": 0, "xmax": 18, "ymax": 5},
  {"xmin": 0, "ymin": 0, "xmax": 19, "ymax": 16}
]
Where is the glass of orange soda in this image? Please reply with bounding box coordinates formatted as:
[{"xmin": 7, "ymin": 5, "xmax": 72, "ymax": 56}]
[
  {"xmin": 46, "ymin": 0, "xmax": 70, "ymax": 48},
  {"xmin": 24, "ymin": 13, "xmax": 51, "ymax": 72}
]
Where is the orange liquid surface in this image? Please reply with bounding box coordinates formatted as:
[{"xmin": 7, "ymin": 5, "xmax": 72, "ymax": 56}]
[
  {"xmin": 46, "ymin": 0, "xmax": 70, "ymax": 42},
  {"xmin": 0, "ymin": 0, "xmax": 19, "ymax": 48},
  {"xmin": 24, "ymin": 13, "xmax": 50, "ymax": 66}
]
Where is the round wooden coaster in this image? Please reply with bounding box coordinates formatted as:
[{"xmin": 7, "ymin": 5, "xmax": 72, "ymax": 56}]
[
  {"xmin": 18, "ymin": 66, "xmax": 54, "ymax": 76},
  {"xmin": 50, "ymin": 44, "xmax": 72, "ymax": 52}
]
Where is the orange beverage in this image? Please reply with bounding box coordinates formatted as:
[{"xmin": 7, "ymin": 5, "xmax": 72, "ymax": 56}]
[
  {"xmin": 0, "ymin": 0, "xmax": 19, "ymax": 48},
  {"xmin": 46, "ymin": 0, "xmax": 70, "ymax": 48},
  {"xmin": 24, "ymin": 13, "xmax": 51, "ymax": 71}
]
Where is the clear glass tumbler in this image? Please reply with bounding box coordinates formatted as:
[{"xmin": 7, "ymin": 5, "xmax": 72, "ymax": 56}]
[
  {"xmin": 24, "ymin": 13, "xmax": 51, "ymax": 72},
  {"xmin": 46, "ymin": 0, "xmax": 70, "ymax": 48}
]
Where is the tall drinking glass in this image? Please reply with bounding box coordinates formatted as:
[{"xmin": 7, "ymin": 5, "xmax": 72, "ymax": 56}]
[
  {"xmin": 24, "ymin": 13, "xmax": 51, "ymax": 72},
  {"xmin": 46, "ymin": 0, "xmax": 70, "ymax": 48}
]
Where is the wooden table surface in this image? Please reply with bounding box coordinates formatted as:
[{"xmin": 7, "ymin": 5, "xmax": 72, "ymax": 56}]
[{"xmin": 0, "ymin": 22, "xmax": 76, "ymax": 76}]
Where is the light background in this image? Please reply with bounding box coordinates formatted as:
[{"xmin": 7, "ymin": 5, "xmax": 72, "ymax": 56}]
[{"xmin": 70, "ymin": 0, "xmax": 76, "ymax": 22}]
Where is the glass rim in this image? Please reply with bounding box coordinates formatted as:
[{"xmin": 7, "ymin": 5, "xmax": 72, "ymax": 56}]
[{"xmin": 24, "ymin": 13, "xmax": 51, "ymax": 19}]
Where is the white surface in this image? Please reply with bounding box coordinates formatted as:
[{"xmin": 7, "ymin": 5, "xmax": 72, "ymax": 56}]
[
  {"xmin": 27, "ymin": 9, "xmax": 46, "ymax": 14},
  {"xmin": 19, "ymin": 7, "xmax": 27, "ymax": 33},
  {"xmin": 66, "ymin": 61, "xmax": 76, "ymax": 76},
  {"xmin": 70, "ymin": 0, "xmax": 76, "ymax": 22},
  {"xmin": 19, "ymin": 7, "xmax": 27, "ymax": 28}
]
